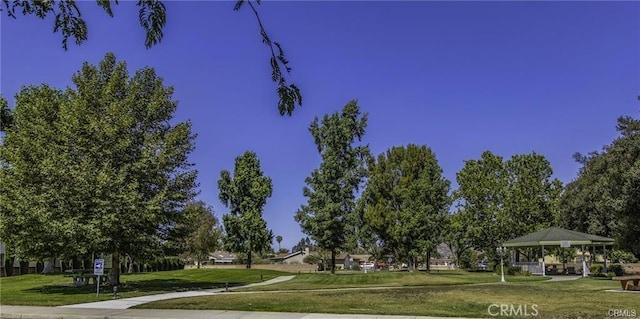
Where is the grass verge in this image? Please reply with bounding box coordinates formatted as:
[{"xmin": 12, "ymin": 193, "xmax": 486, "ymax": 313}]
[{"xmin": 0, "ymin": 268, "xmax": 287, "ymax": 306}]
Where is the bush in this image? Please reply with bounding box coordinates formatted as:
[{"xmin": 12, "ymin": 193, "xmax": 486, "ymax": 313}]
[
  {"xmin": 608, "ymin": 264, "xmax": 624, "ymax": 276},
  {"xmin": 610, "ymin": 250, "xmax": 639, "ymax": 263},
  {"xmin": 589, "ymin": 264, "xmax": 604, "ymax": 277},
  {"xmin": 507, "ymin": 266, "xmax": 522, "ymax": 276},
  {"xmin": 607, "ymin": 272, "xmax": 616, "ymax": 278},
  {"xmin": 303, "ymin": 254, "xmax": 321, "ymax": 265}
]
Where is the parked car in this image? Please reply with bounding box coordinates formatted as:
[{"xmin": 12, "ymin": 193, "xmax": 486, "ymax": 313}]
[{"xmin": 362, "ymin": 262, "xmax": 375, "ymax": 270}]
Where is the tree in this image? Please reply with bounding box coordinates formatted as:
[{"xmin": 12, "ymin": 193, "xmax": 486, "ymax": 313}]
[
  {"xmin": 444, "ymin": 209, "xmax": 475, "ymax": 269},
  {"xmin": 218, "ymin": 151, "xmax": 273, "ymax": 269},
  {"xmin": 294, "ymin": 100, "xmax": 370, "ymax": 274},
  {"xmin": 182, "ymin": 201, "xmax": 222, "ymax": 268},
  {"xmin": 360, "ymin": 144, "xmax": 451, "ymax": 270},
  {"xmin": 454, "ymin": 151, "xmax": 562, "ymax": 263},
  {"xmin": 1, "ymin": 0, "xmax": 302, "ymax": 116},
  {"xmin": 276, "ymin": 235, "xmax": 283, "ymax": 251},
  {"xmin": 0, "ymin": 53, "xmax": 198, "ymax": 285},
  {"xmin": 558, "ymin": 102, "xmax": 640, "ymax": 256}
]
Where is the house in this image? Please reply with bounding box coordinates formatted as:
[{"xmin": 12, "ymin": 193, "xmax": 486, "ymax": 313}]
[
  {"xmin": 209, "ymin": 251, "xmax": 236, "ymax": 264},
  {"xmin": 271, "ymin": 247, "xmax": 310, "ymax": 264}
]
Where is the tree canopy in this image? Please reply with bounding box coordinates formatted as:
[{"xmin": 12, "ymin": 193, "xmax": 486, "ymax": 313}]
[
  {"xmin": 0, "ymin": 53, "xmax": 198, "ymax": 284},
  {"xmin": 454, "ymin": 151, "xmax": 562, "ymax": 261},
  {"xmin": 181, "ymin": 201, "xmax": 222, "ymax": 268},
  {"xmin": 218, "ymin": 151, "xmax": 273, "ymax": 268},
  {"xmin": 360, "ymin": 144, "xmax": 451, "ymax": 269},
  {"xmin": 294, "ymin": 100, "xmax": 370, "ymax": 274},
  {"xmin": 559, "ymin": 105, "xmax": 640, "ymax": 256}
]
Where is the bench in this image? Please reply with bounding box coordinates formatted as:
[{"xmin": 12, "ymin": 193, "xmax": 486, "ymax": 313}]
[
  {"xmin": 63, "ymin": 269, "xmax": 108, "ymax": 286},
  {"xmin": 612, "ymin": 275, "xmax": 640, "ymax": 291}
]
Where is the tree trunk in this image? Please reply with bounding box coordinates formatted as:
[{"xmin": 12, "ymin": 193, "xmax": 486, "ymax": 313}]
[
  {"xmin": 3, "ymin": 252, "xmax": 13, "ymax": 276},
  {"xmin": 426, "ymin": 251, "xmax": 431, "ymax": 272},
  {"xmin": 110, "ymin": 252, "xmax": 120, "ymax": 286},
  {"xmin": 331, "ymin": 250, "xmax": 336, "ymax": 275},
  {"xmin": 127, "ymin": 256, "xmax": 135, "ymax": 273},
  {"xmin": 246, "ymin": 250, "xmax": 252, "ymax": 269},
  {"xmin": 197, "ymin": 254, "xmax": 201, "ymax": 269}
]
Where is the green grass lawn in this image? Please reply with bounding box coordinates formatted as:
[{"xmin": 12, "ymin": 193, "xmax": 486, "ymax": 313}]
[
  {"xmin": 237, "ymin": 270, "xmax": 546, "ymax": 291},
  {"xmin": 136, "ymin": 272, "xmax": 639, "ymax": 319},
  {"xmin": 0, "ymin": 268, "xmax": 287, "ymax": 306}
]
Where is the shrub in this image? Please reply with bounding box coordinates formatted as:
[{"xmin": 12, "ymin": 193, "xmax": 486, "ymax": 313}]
[
  {"xmin": 608, "ymin": 264, "xmax": 624, "ymax": 276},
  {"xmin": 303, "ymin": 254, "xmax": 321, "ymax": 265},
  {"xmin": 589, "ymin": 264, "xmax": 604, "ymax": 277},
  {"xmin": 507, "ymin": 266, "xmax": 522, "ymax": 276},
  {"xmin": 610, "ymin": 250, "xmax": 639, "ymax": 263}
]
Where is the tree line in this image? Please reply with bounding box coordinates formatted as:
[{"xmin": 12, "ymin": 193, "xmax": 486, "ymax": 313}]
[{"xmin": 2, "ymin": 54, "xmax": 639, "ymax": 284}]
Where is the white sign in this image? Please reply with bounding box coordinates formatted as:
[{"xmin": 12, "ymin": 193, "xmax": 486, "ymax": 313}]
[
  {"xmin": 94, "ymin": 259, "xmax": 105, "ymax": 276},
  {"xmin": 560, "ymin": 241, "xmax": 571, "ymax": 248}
]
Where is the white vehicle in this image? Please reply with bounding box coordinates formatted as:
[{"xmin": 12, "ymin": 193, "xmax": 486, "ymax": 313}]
[{"xmin": 362, "ymin": 262, "xmax": 375, "ymax": 270}]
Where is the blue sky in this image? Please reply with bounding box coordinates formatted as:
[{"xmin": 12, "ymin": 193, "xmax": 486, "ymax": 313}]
[{"xmin": 2, "ymin": 1, "xmax": 639, "ymax": 251}]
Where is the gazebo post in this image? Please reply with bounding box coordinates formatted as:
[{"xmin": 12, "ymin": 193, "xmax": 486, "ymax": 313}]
[
  {"xmin": 603, "ymin": 244, "xmax": 608, "ymax": 274},
  {"xmin": 541, "ymin": 245, "xmax": 545, "ymax": 277},
  {"xmin": 581, "ymin": 244, "xmax": 586, "ymax": 278}
]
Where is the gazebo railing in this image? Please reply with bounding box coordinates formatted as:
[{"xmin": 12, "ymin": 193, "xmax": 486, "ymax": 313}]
[{"xmin": 511, "ymin": 262, "xmax": 543, "ymax": 275}]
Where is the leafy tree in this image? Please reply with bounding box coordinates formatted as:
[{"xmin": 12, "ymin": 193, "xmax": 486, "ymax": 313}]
[
  {"xmin": 1, "ymin": 0, "xmax": 301, "ymax": 116},
  {"xmin": 294, "ymin": 100, "xmax": 370, "ymax": 274},
  {"xmin": 444, "ymin": 209, "xmax": 475, "ymax": 268},
  {"xmin": 276, "ymin": 235, "xmax": 283, "ymax": 251},
  {"xmin": 559, "ymin": 103, "xmax": 640, "ymax": 255},
  {"xmin": 182, "ymin": 201, "xmax": 222, "ymax": 268},
  {"xmin": 218, "ymin": 151, "xmax": 273, "ymax": 269},
  {"xmin": 360, "ymin": 144, "xmax": 451, "ymax": 270},
  {"xmin": 291, "ymin": 237, "xmax": 315, "ymax": 253},
  {"xmin": 0, "ymin": 53, "xmax": 198, "ymax": 285},
  {"xmin": 455, "ymin": 151, "xmax": 562, "ymax": 262}
]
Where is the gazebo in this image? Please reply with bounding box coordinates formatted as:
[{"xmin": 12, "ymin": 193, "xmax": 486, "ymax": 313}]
[{"xmin": 502, "ymin": 227, "xmax": 615, "ymax": 277}]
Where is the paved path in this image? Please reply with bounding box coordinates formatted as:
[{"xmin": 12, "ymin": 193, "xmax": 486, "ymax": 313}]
[
  {"xmin": 59, "ymin": 276, "xmax": 295, "ymax": 309},
  {"xmin": 544, "ymin": 275, "xmax": 582, "ymax": 282},
  {"xmin": 0, "ymin": 306, "xmax": 471, "ymax": 319}
]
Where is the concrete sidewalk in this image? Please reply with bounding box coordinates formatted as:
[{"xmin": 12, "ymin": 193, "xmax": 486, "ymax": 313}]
[
  {"xmin": 0, "ymin": 306, "xmax": 471, "ymax": 319},
  {"xmin": 59, "ymin": 275, "xmax": 296, "ymax": 309}
]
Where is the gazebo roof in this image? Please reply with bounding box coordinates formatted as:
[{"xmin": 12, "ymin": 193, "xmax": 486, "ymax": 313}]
[{"xmin": 502, "ymin": 227, "xmax": 614, "ymax": 247}]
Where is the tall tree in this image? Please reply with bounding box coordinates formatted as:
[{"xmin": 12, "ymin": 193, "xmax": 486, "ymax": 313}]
[
  {"xmin": 360, "ymin": 144, "xmax": 451, "ymax": 270},
  {"xmin": 559, "ymin": 104, "xmax": 640, "ymax": 255},
  {"xmin": 276, "ymin": 235, "xmax": 283, "ymax": 251},
  {"xmin": 0, "ymin": 53, "xmax": 198, "ymax": 285},
  {"xmin": 218, "ymin": 151, "xmax": 273, "ymax": 269},
  {"xmin": 454, "ymin": 151, "xmax": 562, "ymax": 261},
  {"xmin": 182, "ymin": 201, "xmax": 222, "ymax": 268},
  {"xmin": 1, "ymin": 0, "xmax": 302, "ymax": 116},
  {"xmin": 294, "ymin": 100, "xmax": 370, "ymax": 274}
]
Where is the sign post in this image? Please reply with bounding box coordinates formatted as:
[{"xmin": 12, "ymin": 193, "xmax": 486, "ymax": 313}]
[{"xmin": 94, "ymin": 259, "xmax": 104, "ymax": 297}]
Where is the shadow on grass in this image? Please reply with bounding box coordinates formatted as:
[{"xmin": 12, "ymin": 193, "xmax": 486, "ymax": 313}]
[{"xmin": 24, "ymin": 279, "xmax": 247, "ymax": 295}]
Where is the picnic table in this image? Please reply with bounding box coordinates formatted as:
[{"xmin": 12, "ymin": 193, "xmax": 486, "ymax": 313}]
[
  {"xmin": 64, "ymin": 269, "xmax": 109, "ymax": 286},
  {"xmin": 612, "ymin": 275, "xmax": 640, "ymax": 291}
]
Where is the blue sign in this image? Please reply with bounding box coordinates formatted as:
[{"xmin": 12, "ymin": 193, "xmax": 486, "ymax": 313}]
[{"xmin": 94, "ymin": 259, "xmax": 105, "ymax": 276}]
